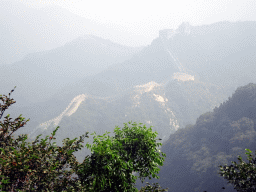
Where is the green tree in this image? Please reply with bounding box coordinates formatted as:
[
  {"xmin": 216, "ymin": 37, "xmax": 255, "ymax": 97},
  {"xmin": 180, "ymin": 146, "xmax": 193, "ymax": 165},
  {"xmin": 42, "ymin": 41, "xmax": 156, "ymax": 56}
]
[
  {"xmin": 74, "ymin": 121, "xmax": 167, "ymax": 191},
  {"xmin": 0, "ymin": 86, "xmax": 88, "ymax": 191},
  {"xmin": 203, "ymin": 148, "xmax": 256, "ymax": 192},
  {"xmin": 218, "ymin": 148, "xmax": 256, "ymax": 192},
  {"xmin": 0, "ymin": 86, "xmax": 168, "ymax": 191}
]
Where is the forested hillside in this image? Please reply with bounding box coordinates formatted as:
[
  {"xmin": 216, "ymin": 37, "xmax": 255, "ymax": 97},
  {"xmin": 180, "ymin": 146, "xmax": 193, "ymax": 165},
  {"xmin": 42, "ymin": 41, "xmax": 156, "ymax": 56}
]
[{"xmin": 135, "ymin": 83, "xmax": 256, "ymax": 192}]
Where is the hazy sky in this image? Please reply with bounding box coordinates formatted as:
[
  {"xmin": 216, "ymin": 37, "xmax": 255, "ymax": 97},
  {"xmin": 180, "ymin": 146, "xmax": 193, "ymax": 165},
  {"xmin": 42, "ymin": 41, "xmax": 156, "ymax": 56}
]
[{"xmin": 13, "ymin": 0, "xmax": 256, "ymax": 46}]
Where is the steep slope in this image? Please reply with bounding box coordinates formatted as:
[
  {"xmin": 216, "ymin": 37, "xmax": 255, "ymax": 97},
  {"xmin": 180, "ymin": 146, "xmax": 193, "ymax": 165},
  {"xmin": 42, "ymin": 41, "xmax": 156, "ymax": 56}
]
[{"xmin": 134, "ymin": 83, "xmax": 256, "ymax": 192}]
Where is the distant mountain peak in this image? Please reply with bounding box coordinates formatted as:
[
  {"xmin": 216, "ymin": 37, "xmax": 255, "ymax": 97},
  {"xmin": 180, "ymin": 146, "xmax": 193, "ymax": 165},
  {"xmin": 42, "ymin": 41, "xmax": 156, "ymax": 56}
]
[
  {"xmin": 80, "ymin": 34, "xmax": 102, "ymax": 41},
  {"xmin": 67, "ymin": 34, "xmax": 102, "ymax": 45},
  {"xmin": 80, "ymin": 34, "xmax": 97, "ymax": 39},
  {"xmin": 67, "ymin": 34, "xmax": 132, "ymax": 49}
]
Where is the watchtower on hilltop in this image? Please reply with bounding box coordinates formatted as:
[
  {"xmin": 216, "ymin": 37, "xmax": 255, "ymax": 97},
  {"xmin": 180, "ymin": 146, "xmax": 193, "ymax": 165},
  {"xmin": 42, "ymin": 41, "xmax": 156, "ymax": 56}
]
[
  {"xmin": 159, "ymin": 22, "xmax": 191, "ymax": 40},
  {"xmin": 159, "ymin": 29, "xmax": 177, "ymax": 40},
  {"xmin": 176, "ymin": 22, "xmax": 191, "ymax": 35}
]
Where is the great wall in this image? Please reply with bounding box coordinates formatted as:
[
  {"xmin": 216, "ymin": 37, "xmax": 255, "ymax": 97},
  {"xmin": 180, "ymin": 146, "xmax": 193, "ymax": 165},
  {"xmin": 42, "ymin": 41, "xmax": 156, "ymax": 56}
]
[{"xmin": 159, "ymin": 22, "xmax": 196, "ymax": 85}]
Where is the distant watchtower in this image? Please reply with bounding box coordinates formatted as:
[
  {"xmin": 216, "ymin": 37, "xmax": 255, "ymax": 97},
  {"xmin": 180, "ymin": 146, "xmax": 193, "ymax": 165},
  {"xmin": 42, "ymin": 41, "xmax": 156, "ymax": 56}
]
[
  {"xmin": 159, "ymin": 29, "xmax": 176, "ymax": 40},
  {"xmin": 176, "ymin": 22, "xmax": 191, "ymax": 35}
]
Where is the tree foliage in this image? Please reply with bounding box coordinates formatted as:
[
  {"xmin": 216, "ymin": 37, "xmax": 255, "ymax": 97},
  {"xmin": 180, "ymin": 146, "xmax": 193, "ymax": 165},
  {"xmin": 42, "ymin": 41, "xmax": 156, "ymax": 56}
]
[
  {"xmin": 218, "ymin": 148, "xmax": 256, "ymax": 192},
  {"xmin": 75, "ymin": 121, "xmax": 167, "ymax": 191},
  {"xmin": 0, "ymin": 86, "xmax": 168, "ymax": 191},
  {"xmin": 0, "ymin": 86, "xmax": 88, "ymax": 191}
]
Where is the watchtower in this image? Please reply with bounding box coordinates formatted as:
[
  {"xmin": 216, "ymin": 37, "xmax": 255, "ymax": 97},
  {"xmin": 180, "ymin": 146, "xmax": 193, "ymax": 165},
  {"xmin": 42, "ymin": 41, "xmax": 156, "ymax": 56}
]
[{"xmin": 159, "ymin": 29, "xmax": 176, "ymax": 40}]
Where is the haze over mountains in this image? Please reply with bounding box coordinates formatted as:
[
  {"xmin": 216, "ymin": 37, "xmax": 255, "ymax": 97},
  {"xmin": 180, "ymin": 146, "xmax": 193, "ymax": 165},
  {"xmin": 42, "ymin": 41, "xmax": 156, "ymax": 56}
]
[
  {"xmin": 1, "ymin": 5, "xmax": 256, "ymax": 191},
  {"xmin": 0, "ymin": 0, "xmax": 144, "ymax": 66}
]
